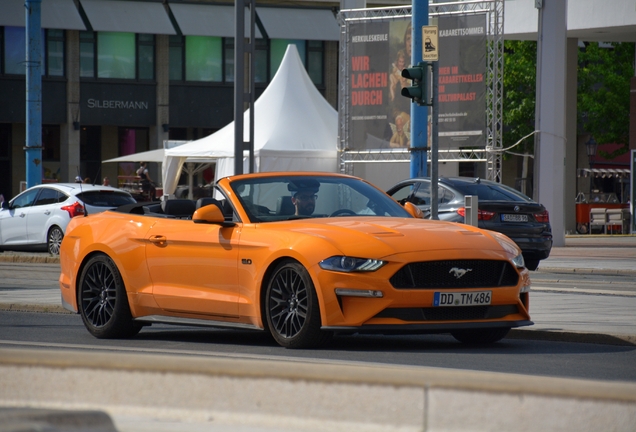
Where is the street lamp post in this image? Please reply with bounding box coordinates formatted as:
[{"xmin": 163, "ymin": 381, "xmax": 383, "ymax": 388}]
[{"xmin": 586, "ymin": 137, "xmax": 598, "ymax": 195}]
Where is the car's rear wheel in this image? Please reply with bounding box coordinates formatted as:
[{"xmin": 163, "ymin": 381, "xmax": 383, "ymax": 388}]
[
  {"xmin": 265, "ymin": 259, "xmax": 332, "ymax": 349},
  {"xmin": 78, "ymin": 254, "xmax": 142, "ymax": 339},
  {"xmin": 47, "ymin": 226, "xmax": 64, "ymax": 255},
  {"xmin": 451, "ymin": 327, "xmax": 510, "ymax": 344}
]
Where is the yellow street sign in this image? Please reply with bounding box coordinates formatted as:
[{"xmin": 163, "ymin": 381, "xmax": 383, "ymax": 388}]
[{"xmin": 422, "ymin": 26, "xmax": 438, "ymax": 62}]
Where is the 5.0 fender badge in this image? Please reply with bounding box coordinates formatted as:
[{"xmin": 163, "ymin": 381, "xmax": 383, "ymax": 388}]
[{"xmin": 241, "ymin": 258, "xmax": 252, "ymax": 265}]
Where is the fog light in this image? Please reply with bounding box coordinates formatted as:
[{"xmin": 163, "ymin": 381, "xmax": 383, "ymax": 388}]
[{"xmin": 334, "ymin": 289, "xmax": 383, "ymax": 298}]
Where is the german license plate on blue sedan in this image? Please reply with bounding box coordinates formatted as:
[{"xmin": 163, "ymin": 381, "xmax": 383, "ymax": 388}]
[
  {"xmin": 501, "ymin": 214, "xmax": 528, "ymax": 222},
  {"xmin": 433, "ymin": 291, "xmax": 492, "ymax": 307}
]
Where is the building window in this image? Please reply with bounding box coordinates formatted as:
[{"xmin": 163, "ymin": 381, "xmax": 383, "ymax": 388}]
[
  {"xmin": 255, "ymin": 39, "xmax": 268, "ymax": 83},
  {"xmin": 307, "ymin": 40, "xmax": 324, "ymax": 86},
  {"xmin": 46, "ymin": 29, "xmax": 64, "ymax": 76},
  {"xmin": 80, "ymin": 126, "xmax": 101, "ymax": 183},
  {"xmin": 79, "ymin": 31, "xmax": 95, "ymax": 77},
  {"xmin": 80, "ymin": 31, "xmax": 155, "ymax": 80},
  {"xmin": 98, "ymin": 32, "xmax": 135, "ymax": 79},
  {"xmin": 138, "ymin": 34, "xmax": 155, "ymax": 80},
  {"xmin": 2, "ymin": 26, "xmax": 54, "ymax": 76},
  {"xmin": 1, "ymin": 27, "xmax": 63, "ymax": 76},
  {"xmin": 0, "ymin": 124, "xmax": 11, "ymax": 199},
  {"xmin": 42, "ymin": 125, "xmax": 61, "ymax": 161},
  {"xmin": 224, "ymin": 38, "xmax": 234, "ymax": 83},
  {"xmin": 270, "ymin": 39, "xmax": 305, "ymax": 78},
  {"xmin": 223, "ymin": 38, "xmax": 267, "ymax": 83},
  {"xmin": 185, "ymin": 36, "xmax": 222, "ymax": 82},
  {"xmin": 42, "ymin": 125, "xmax": 61, "ymax": 182},
  {"xmin": 169, "ymin": 35, "xmax": 184, "ymax": 81}
]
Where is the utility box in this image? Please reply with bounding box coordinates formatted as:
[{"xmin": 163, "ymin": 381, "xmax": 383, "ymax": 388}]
[{"xmin": 464, "ymin": 195, "xmax": 478, "ymax": 227}]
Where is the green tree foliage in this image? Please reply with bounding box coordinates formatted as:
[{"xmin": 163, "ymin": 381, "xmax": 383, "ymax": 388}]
[
  {"xmin": 502, "ymin": 40, "xmax": 634, "ymax": 161},
  {"xmin": 502, "ymin": 40, "xmax": 537, "ymax": 155},
  {"xmin": 578, "ymin": 42, "xmax": 634, "ymax": 159}
]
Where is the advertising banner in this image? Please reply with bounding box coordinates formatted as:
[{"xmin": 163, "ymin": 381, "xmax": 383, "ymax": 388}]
[
  {"xmin": 346, "ymin": 14, "xmax": 486, "ymax": 151},
  {"xmin": 437, "ymin": 14, "xmax": 487, "ymax": 148},
  {"xmin": 348, "ymin": 21, "xmax": 391, "ymax": 150}
]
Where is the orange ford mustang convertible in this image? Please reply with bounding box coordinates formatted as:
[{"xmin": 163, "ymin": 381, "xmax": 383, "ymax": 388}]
[{"xmin": 59, "ymin": 172, "xmax": 532, "ymax": 348}]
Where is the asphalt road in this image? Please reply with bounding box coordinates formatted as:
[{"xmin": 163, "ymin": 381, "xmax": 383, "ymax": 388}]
[
  {"xmin": 1, "ymin": 254, "xmax": 635, "ymax": 384},
  {"xmin": 1, "ymin": 310, "xmax": 635, "ymax": 383}
]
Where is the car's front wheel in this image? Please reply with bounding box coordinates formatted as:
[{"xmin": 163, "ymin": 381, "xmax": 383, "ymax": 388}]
[
  {"xmin": 78, "ymin": 254, "xmax": 142, "ymax": 339},
  {"xmin": 47, "ymin": 226, "xmax": 64, "ymax": 255},
  {"xmin": 264, "ymin": 259, "xmax": 332, "ymax": 349},
  {"xmin": 451, "ymin": 327, "xmax": 510, "ymax": 344}
]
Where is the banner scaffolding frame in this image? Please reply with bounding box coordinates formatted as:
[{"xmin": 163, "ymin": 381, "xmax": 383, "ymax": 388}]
[{"xmin": 337, "ymin": 0, "xmax": 504, "ymax": 181}]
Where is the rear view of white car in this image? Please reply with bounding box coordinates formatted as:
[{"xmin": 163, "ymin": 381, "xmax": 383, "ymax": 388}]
[{"xmin": 0, "ymin": 183, "xmax": 136, "ymax": 255}]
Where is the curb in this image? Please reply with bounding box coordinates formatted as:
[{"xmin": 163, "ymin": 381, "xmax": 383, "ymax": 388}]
[
  {"xmin": 0, "ymin": 255, "xmax": 60, "ymax": 264},
  {"xmin": 2, "ymin": 347, "xmax": 636, "ymax": 432},
  {"xmin": 537, "ymin": 266, "xmax": 636, "ymax": 276},
  {"xmin": 0, "ymin": 304, "xmax": 71, "ymax": 314}
]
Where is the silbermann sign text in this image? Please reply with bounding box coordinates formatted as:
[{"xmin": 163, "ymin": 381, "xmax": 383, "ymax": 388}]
[{"xmin": 87, "ymin": 99, "xmax": 149, "ymax": 110}]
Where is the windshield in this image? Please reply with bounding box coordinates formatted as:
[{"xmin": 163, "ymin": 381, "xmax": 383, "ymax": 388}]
[
  {"xmin": 450, "ymin": 181, "xmax": 533, "ymax": 202},
  {"xmin": 77, "ymin": 191, "xmax": 136, "ymax": 207},
  {"xmin": 230, "ymin": 175, "xmax": 411, "ymax": 222}
]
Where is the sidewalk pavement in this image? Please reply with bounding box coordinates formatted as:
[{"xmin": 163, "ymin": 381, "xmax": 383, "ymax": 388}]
[
  {"xmin": 1, "ymin": 234, "xmax": 635, "ymax": 345},
  {"xmin": 1, "ymin": 235, "xmax": 635, "ymax": 432}
]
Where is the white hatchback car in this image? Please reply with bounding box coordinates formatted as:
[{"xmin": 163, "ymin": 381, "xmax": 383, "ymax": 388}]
[{"xmin": 0, "ymin": 183, "xmax": 136, "ymax": 255}]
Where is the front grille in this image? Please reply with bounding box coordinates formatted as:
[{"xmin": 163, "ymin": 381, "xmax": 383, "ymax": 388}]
[
  {"xmin": 375, "ymin": 305, "xmax": 519, "ymax": 322},
  {"xmin": 390, "ymin": 260, "xmax": 518, "ymax": 289}
]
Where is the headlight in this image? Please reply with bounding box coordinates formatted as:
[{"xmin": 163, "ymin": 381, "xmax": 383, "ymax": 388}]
[
  {"xmin": 511, "ymin": 253, "xmax": 525, "ymax": 269},
  {"xmin": 319, "ymin": 256, "xmax": 386, "ymax": 272}
]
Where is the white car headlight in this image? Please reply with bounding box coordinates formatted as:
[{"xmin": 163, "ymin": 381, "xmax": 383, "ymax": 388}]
[
  {"xmin": 319, "ymin": 256, "xmax": 386, "ymax": 272},
  {"xmin": 511, "ymin": 253, "xmax": 525, "ymax": 269}
]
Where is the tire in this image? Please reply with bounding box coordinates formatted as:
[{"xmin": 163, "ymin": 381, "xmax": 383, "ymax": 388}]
[
  {"xmin": 264, "ymin": 260, "xmax": 332, "ymax": 349},
  {"xmin": 78, "ymin": 254, "xmax": 142, "ymax": 339},
  {"xmin": 47, "ymin": 226, "xmax": 64, "ymax": 255},
  {"xmin": 451, "ymin": 327, "xmax": 510, "ymax": 344},
  {"xmin": 525, "ymin": 259, "xmax": 540, "ymax": 271}
]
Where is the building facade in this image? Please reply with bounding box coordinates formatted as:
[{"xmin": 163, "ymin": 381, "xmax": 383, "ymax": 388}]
[{"xmin": 0, "ymin": 0, "xmax": 341, "ymax": 197}]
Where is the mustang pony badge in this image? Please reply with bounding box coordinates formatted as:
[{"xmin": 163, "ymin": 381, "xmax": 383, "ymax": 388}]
[{"xmin": 449, "ymin": 267, "xmax": 472, "ymax": 279}]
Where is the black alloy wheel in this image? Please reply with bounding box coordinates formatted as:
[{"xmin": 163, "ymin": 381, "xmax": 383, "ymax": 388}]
[
  {"xmin": 265, "ymin": 259, "xmax": 332, "ymax": 349},
  {"xmin": 47, "ymin": 226, "xmax": 64, "ymax": 255},
  {"xmin": 78, "ymin": 254, "xmax": 142, "ymax": 339}
]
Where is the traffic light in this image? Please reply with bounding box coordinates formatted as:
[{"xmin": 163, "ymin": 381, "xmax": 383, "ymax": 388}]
[{"xmin": 401, "ymin": 62, "xmax": 431, "ymax": 106}]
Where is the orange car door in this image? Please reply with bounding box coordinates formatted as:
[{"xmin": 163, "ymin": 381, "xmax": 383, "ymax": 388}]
[{"xmin": 145, "ymin": 218, "xmax": 241, "ymax": 317}]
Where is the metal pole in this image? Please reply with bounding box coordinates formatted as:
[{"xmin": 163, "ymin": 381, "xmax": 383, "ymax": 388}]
[
  {"xmin": 409, "ymin": 0, "xmax": 428, "ymax": 179},
  {"xmin": 234, "ymin": 0, "xmax": 245, "ymax": 175},
  {"xmin": 26, "ymin": 0, "xmax": 43, "ymax": 188},
  {"xmin": 234, "ymin": 0, "xmax": 255, "ymax": 175},
  {"xmin": 247, "ymin": 0, "xmax": 255, "ymax": 173},
  {"xmin": 430, "ymin": 61, "xmax": 439, "ymax": 220}
]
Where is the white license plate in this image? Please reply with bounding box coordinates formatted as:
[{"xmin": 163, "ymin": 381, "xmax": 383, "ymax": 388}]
[
  {"xmin": 433, "ymin": 291, "xmax": 492, "ymax": 307},
  {"xmin": 501, "ymin": 214, "xmax": 528, "ymax": 222}
]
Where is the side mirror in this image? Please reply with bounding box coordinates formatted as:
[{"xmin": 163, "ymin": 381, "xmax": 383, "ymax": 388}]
[
  {"xmin": 1, "ymin": 201, "xmax": 9, "ymax": 210},
  {"xmin": 192, "ymin": 204, "xmax": 235, "ymax": 227},
  {"xmin": 403, "ymin": 202, "xmax": 424, "ymax": 218}
]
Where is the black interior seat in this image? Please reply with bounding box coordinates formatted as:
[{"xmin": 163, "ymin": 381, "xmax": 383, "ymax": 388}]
[
  {"xmin": 161, "ymin": 199, "xmax": 196, "ymax": 219},
  {"xmin": 276, "ymin": 196, "xmax": 295, "ymax": 215},
  {"xmin": 196, "ymin": 197, "xmax": 220, "ymax": 210}
]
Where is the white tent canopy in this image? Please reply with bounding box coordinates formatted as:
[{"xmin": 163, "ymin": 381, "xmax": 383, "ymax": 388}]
[
  {"xmin": 162, "ymin": 44, "xmax": 338, "ymax": 198},
  {"xmin": 103, "ymin": 148, "xmax": 165, "ymax": 163}
]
